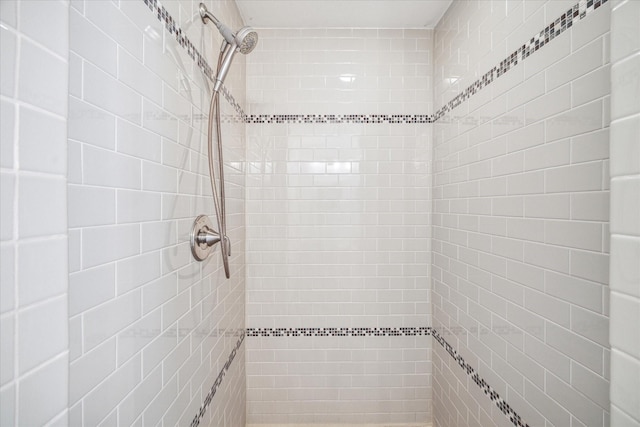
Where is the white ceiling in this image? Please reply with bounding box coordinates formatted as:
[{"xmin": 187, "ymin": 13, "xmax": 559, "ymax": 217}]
[{"xmin": 235, "ymin": 0, "xmax": 453, "ymax": 29}]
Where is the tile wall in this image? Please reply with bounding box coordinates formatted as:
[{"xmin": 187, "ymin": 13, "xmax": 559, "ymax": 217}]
[
  {"xmin": 245, "ymin": 29, "xmax": 433, "ymax": 424},
  {"xmin": 66, "ymin": 0, "xmax": 247, "ymax": 425},
  {"xmin": 609, "ymin": 0, "xmax": 640, "ymax": 425},
  {"xmin": 431, "ymin": 1, "xmax": 612, "ymax": 426},
  {"xmin": 1, "ymin": 1, "xmax": 70, "ymax": 425}
]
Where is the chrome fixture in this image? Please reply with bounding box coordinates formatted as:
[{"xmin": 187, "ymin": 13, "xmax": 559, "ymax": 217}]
[
  {"xmin": 199, "ymin": 3, "xmax": 258, "ymax": 92},
  {"xmin": 190, "ymin": 4, "xmax": 259, "ymax": 278}
]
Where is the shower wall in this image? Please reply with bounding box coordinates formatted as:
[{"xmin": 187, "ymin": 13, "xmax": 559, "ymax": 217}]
[
  {"xmin": 609, "ymin": 0, "xmax": 640, "ymax": 425},
  {"xmin": 432, "ymin": 1, "xmax": 611, "ymax": 426},
  {"xmin": 1, "ymin": 1, "xmax": 70, "ymax": 425},
  {"xmin": 245, "ymin": 29, "xmax": 433, "ymax": 424},
  {"xmin": 66, "ymin": 0, "xmax": 247, "ymax": 425}
]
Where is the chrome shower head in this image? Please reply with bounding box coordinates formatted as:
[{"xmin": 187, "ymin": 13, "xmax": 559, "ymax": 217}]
[
  {"xmin": 235, "ymin": 26, "xmax": 259, "ymax": 54},
  {"xmin": 199, "ymin": 3, "xmax": 258, "ymax": 54}
]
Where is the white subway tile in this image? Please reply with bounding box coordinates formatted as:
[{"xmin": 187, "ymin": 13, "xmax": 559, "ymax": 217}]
[
  {"xmin": 117, "ymin": 364, "xmax": 162, "ymax": 426},
  {"xmin": 572, "ymin": 66, "xmax": 611, "ymax": 107},
  {"xmin": 523, "ymin": 241, "xmax": 569, "ymax": 274},
  {"xmin": 83, "ymin": 290, "xmax": 141, "ymax": 352},
  {"xmin": 611, "ymin": 0, "xmax": 640, "ymax": 62},
  {"xmin": 83, "ymin": 355, "xmax": 141, "ymax": 426},
  {"xmin": 610, "ymin": 349, "xmax": 640, "ymax": 421},
  {"xmin": 545, "ymin": 270, "xmax": 603, "ymax": 312},
  {"xmin": 545, "ymin": 220, "xmax": 603, "ymax": 251},
  {"xmin": 610, "ymin": 115, "xmax": 640, "ymax": 177},
  {"xmin": 19, "ymin": 0, "xmax": 68, "ymax": 57},
  {"xmin": 610, "ymin": 292, "xmax": 640, "ymax": 358},
  {"xmin": 571, "ymin": 129, "xmax": 610, "ymax": 163},
  {"xmin": 116, "ymin": 252, "xmax": 161, "ymax": 295},
  {"xmin": 571, "ymin": 305, "xmax": 609, "ymax": 348},
  {"xmin": 611, "ymin": 51, "xmax": 640, "ymax": 121},
  {"xmin": 83, "ymin": 146, "xmax": 141, "ymax": 189},
  {"xmin": 0, "ymin": 173, "xmax": 14, "ymax": 241},
  {"xmin": 0, "ymin": 100, "xmax": 14, "ymax": 169},
  {"xmin": 0, "ymin": 314, "xmax": 14, "ymax": 385},
  {"xmin": 68, "ymin": 96, "xmax": 116, "ymax": 149},
  {"xmin": 571, "ymin": 191, "xmax": 609, "ymax": 221},
  {"xmin": 82, "ymin": 224, "xmax": 140, "ymax": 269},
  {"xmin": 69, "ymin": 264, "xmax": 115, "ymax": 317},
  {"xmin": 83, "ymin": 62, "xmax": 142, "ymax": 123},
  {"xmin": 610, "ymin": 177, "xmax": 640, "ymax": 236},
  {"xmin": 69, "ymin": 52, "xmax": 82, "ymax": 98},
  {"xmin": 18, "ymin": 296, "xmax": 67, "ymax": 374},
  {"xmin": 525, "ymin": 84, "xmax": 572, "ymax": 125},
  {"xmin": 117, "ymin": 119, "xmax": 161, "ymax": 162},
  {"xmin": 546, "ymin": 100, "xmax": 603, "ymax": 142},
  {"xmin": 525, "ymin": 194, "xmax": 570, "ymax": 219},
  {"xmin": 571, "ymin": 249, "xmax": 609, "ymax": 285},
  {"xmin": 545, "ymin": 371, "xmax": 605, "ymax": 426},
  {"xmin": 524, "ymin": 29, "xmax": 571, "ymax": 80},
  {"xmin": 18, "ymin": 237, "xmax": 67, "ymax": 307},
  {"xmin": 141, "ymin": 273, "xmax": 177, "ymax": 315},
  {"xmin": 68, "ymin": 185, "xmax": 116, "ymax": 228},
  {"xmin": 70, "ymin": 9, "xmax": 117, "ymax": 76},
  {"xmin": 85, "ymin": 0, "xmax": 143, "ymax": 60},
  {"xmin": 524, "ymin": 139, "xmax": 571, "ymax": 171},
  {"xmin": 610, "ymin": 235, "xmax": 640, "ymax": 298},
  {"xmin": 18, "ymin": 106, "xmax": 66, "ymax": 175},
  {"xmin": 118, "ymin": 309, "xmax": 161, "ymax": 364},
  {"xmin": 17, "ymin": 355, "xmax": 68, "ymax": 427},
  {"xmin": 0, "ymin": 27, "xmax": 16, "ymax": 96},
  {"xmin": 17, "ymin": 39, "xmax": 68, "ymax": 116},
  {"xmin": 69, "ymin": 338, "xmax": 116, "ymax": 404},
  {"xmin": 545, "ymin": 162, "xmax": 603, "ymax": 193},
  {"xmin": 116, "ymin": 189, "xmax": 161, "ymax": 224},
  {"xmin": 0, "ymin": 245, "xmax": 14, "ymax": 314},
  {"xmin": 18, "ymin": 175, "xmax": 66, "ymax": 238},
  {"xmin": 546, "ymin": 38, "xmax": 603, "ymax": 91}
]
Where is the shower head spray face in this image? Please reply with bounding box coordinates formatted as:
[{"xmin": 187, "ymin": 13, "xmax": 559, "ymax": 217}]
[{"xmin": 235, "ymin": 26, "xmax": 259, "ymax": 54}]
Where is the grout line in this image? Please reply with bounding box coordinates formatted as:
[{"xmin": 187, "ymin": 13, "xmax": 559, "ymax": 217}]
[{"xmin": 243, "ymin": 326, "xmax": 531, "ymax": 427}]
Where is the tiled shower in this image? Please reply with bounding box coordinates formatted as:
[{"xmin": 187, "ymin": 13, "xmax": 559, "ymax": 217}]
[{"xmin": 0, "ymin": 1, "xmax": 638, "ymax": 427}]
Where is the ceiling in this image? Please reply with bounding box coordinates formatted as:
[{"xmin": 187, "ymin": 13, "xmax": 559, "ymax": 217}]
[{"xmin": 235, "ymin": 0, "xmax": 453, "ymax": 29}]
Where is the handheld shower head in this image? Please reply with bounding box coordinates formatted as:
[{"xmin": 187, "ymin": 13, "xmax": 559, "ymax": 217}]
[
  {"xmin": 199, "ymin": 3, "xmax": 258, "ymax": 53},
  {"xmin": 235, "ymin": 26, "xmax": 259, "ymax": 54},
  {"xmin": 199, "ymin": 3, "xmax": 259, "ymax": 91}
]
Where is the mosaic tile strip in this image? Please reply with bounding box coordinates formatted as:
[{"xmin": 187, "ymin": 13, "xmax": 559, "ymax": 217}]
[
  {"xmin": 142, "ymin": 0, "xmax": 247, "ymax": 120},
  {"xmin": 432, "ymin": 0, "xmax": 609, "ymax": 121},
  {"xmin": 190, "ymin": 329, "xmax": 245, "ymax": 427},
  {"xmin": 244, "ymin": 114, "xmax": 435, "ymax": 124},
  {"xmin": 430, "ymin": 328, "xmax": 530, "ymax": 427},
  {"xmin": 247, "ymin": 326, "xmax": 530, "ymax": 427},
  {"xmin": 145, "ymin": 0, "xmax": 608, "ymax": 127},
  {"xmin": 246, "ymin": 326, "xmax": 431, "ymax": 337}
]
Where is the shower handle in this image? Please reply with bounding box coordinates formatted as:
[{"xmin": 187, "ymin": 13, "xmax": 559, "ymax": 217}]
[{"xmin": 190, "ymin": 215, "xmax": 231, "ymax": 262}]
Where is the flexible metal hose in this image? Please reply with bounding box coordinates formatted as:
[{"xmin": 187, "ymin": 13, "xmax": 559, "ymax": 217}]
[{"xmin": 206, "ymin": 50, "xmax": 230, "ymax": 278}]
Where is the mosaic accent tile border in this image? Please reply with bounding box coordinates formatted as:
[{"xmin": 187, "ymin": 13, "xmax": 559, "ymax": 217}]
[
  {"xmin": 433, "ymin": 0, "xmax": 608, "ymax": 121},
  {"xmin": 142, "ymin": 0, "xmax": 247, "ymax": 119},
  {"xmin": 430, "ymin": 328, "xmax": 530, "ymax": 427},
  {"xmin": 246, "ymin": 326, "xmax": 431, "ymax": 337},
  {"xmin": 190, "ymin": 330, "xmax": 245, "ymax": 427},
  {"xmin": 247, "ymin": 326, "xmax": 530, "ymax": 427},
  {"xmin": 145, "ymin": 0, "xmax": 608, "ymax": 126},
  {"xmin": 244, "ymin": 114, "xmax": 435, "ymax": 124}
]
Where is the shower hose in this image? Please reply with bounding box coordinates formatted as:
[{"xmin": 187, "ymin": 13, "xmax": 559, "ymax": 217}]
[{"xmin": 206, "ymin": 51, "xmax": 231, "ymax": 278}]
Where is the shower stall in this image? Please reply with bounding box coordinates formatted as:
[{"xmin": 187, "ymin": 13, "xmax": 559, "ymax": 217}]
[{"xmin": 0, "ymin": 0, "xmax": 638, "ymax": 426}]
